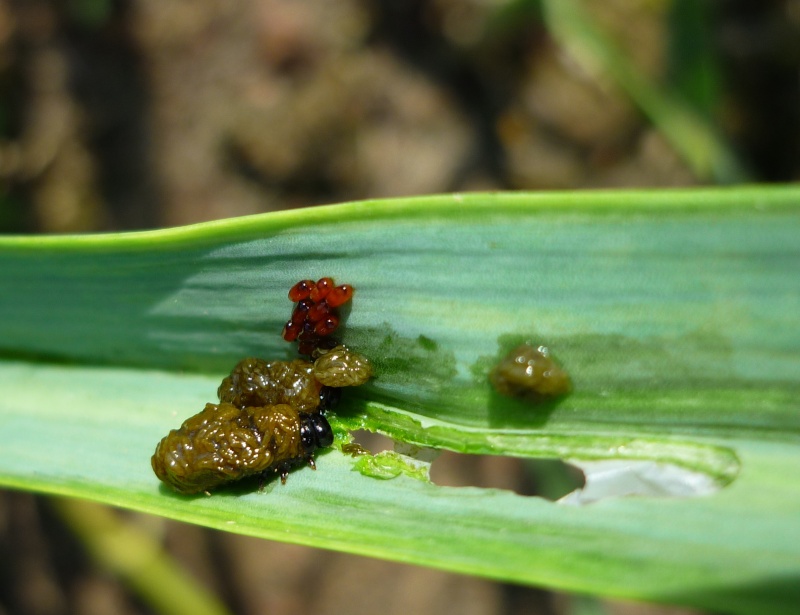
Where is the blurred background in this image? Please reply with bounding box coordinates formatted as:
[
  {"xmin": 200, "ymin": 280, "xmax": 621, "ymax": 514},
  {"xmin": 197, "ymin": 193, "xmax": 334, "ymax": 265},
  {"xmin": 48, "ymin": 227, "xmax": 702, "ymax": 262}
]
[{"xmin": 0, "ymin": 0, "xmax": 798, "ymax": 613}]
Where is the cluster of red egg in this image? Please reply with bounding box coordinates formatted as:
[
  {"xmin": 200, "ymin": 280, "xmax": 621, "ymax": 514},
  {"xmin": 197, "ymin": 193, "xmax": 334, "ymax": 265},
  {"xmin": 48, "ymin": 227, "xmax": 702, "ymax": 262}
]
[{"xmin": 282, "ymin": 277, "xmax": 354, "ymax": 355}]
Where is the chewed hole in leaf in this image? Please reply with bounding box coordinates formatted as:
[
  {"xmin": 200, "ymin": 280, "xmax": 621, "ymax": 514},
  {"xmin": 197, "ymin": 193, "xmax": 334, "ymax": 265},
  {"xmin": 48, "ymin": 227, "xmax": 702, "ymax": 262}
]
[
  {"xmin": 346, "ymin": 429, "xmax": 397, "ymax": 455},
  {"xmin": 346, "ymin": 430, "xmax": 733, "ymax": 504},
  {"xmin": 558, "ymin": 459, "xmax": 726, "ymax": 505},
  {"xmin": 343, "ymin": 430, "xmax": 432, "ymax": 481},
  {"xmin": 346, "ymin": 430, "xmax": 585, "ymax": 499},
  {"xmin": 430, "ymin": 451, "xmax": 585, "ymax": 500}
]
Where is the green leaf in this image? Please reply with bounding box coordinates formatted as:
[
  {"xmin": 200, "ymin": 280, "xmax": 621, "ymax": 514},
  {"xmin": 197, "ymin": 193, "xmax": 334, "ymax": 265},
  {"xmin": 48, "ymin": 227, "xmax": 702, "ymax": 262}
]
[{"xmin": 1, "ymin": 187, "xmax": 799, "ymax": 615}]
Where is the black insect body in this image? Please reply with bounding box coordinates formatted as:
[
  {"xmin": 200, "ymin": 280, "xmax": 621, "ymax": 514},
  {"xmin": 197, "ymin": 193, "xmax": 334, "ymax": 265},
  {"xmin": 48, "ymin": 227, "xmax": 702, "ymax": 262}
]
[
  {"xmin": 318, "ymin": 385, "xmax": 341, "ymax": 412},
  {"xmin": 151, "ymin": 402, "xmax": 333, "ymax": 495}
]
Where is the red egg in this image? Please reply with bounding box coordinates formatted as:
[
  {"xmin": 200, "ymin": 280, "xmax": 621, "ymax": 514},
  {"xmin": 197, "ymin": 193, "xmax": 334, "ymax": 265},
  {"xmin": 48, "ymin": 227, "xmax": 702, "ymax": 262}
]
[
  {"xmin": 297, "ymin": 340, "xmax": 317, "ymax": 356},
  {"xmin": 291, "ymin": 299, "xmax": 312, "ymax": 325},
  {"xmin": 288, "ymin": 279, "xmax": 315, "ymax": 302},
  {"xmin": 310, "ymin": 277, "xmax": 333, "ymax": 302},
  {"xmin": 285, "ymin": 277, "xmax": 354, "ymax": 354},
  {"xmin": 326, "ymin": 284, "xmax": 354, "ymax": 308},
  {"xmin": 307, "ymin": 302, "xmax": 330, "ymax": 323},
  {"xmin": 282, "ymin": 320, "xmax": 300, "ymax": 342},
  {"xmin": 314, "ymin": 315, "xmax": 339, "ymax": 336}
]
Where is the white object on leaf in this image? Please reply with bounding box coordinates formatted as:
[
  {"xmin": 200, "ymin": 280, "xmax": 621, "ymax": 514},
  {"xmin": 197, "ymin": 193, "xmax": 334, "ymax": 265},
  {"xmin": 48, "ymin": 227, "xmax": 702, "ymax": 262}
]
[{"xmin": 558, "ymin": 459, "xmax": 720, "ymax": 506}]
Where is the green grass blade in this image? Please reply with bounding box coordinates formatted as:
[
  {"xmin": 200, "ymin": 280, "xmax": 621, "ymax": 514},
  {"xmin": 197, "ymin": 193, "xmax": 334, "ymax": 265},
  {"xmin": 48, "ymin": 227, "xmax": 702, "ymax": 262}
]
[
  {"xmin": 53, "ymin": 498, "xmax": 232, "ymax": 615},
  {"xmin": 667, "ymin": 0, "xmax": 721, "ymax": 117},
  {"xmin": 540, "ymin": 0, "xmax": 747, "ymax": 183},
  {"xmin": 0, "ymin": 187, "xmax": 798, "ymax": 614}
]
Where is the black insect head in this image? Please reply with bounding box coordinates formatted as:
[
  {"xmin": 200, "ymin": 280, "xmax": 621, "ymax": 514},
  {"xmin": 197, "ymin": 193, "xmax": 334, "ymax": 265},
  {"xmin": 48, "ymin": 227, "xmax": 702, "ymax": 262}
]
[{"xmin": 299, "ymin": 413, "xmax": 334, "ymax": 454}]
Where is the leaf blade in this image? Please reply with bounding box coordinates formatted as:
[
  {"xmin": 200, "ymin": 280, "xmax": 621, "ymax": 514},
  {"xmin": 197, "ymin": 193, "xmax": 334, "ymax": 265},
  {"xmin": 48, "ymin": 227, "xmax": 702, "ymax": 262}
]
[{"xmin": 1, "ymin": 187, "xmax": 799, "ymax": 614}]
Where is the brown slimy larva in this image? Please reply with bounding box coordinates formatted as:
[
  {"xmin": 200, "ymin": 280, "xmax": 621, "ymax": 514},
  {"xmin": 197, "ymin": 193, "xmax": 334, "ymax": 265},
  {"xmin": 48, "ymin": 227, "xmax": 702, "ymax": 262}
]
[
  {"xmin": 218, "ymin": 357, "xmax": 323, "ymax": 413},
  {"xmin": 151, "ymin": 402, "xmax": 333, "ymax": 495},
  {"xmin": 490, "ymin": 344, "xmax": 571, "ymax": 402},
  {"xmin": 313, "ymin": 344, "xmax": 373, "ymax": 387},
  {"xmin": 217, "ymin": 348, "xmax": 372, "ymax": 413},
  {"xmin": 153, "ymin": 276, "xmax": 372, "ymax": 495}
]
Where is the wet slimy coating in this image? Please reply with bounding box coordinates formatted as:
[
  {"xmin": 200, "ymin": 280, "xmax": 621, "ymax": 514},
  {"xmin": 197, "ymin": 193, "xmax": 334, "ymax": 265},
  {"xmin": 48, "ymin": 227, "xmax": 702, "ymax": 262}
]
[
  {"xmin": 313, "ymin": 345, "xmax": 373, "ymax": 387},
  {"xmin": 490, "ymin": 344, "xmax": 571, "ymax": 402},
  {"xmin": 218, "ymin": 357, "xmax": 322, "ymax": 413},
  {"xmin": 216, "ymin": 348, "xmax": 372, "ymax": 414},
  {"xmin": 153, "ymin": 276, "xmax": 371, "ymax": 495},
  {"xmin": 151, "ymin": 402, "xmax": 333, "ymax": 495}
]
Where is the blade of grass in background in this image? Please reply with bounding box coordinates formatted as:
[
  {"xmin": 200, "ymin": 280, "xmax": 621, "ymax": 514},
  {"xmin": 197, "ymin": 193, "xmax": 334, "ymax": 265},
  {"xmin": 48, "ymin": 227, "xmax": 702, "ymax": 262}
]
[
  {"xmin": 667, "ymin": 0, "xmax": 721, "ymax": 118},
  {"xmin": 540, "ymin": 0, "xmax": 747, "ymax": 183},
  {"xmin": 53, "ymin": 498, "xmax": 231, "ymax": 615},
  {"xmin": 0, "ymin": 187, "xmax": 798, "ymax": 614}
]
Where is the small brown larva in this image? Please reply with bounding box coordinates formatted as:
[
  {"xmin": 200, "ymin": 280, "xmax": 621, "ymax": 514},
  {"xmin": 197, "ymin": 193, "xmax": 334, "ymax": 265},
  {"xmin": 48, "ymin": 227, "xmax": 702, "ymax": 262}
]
[
  {"xmin": 218, "ymin": 357, "xmax": 323, "ymax": 413},
  {"xmin": 152, "ymin": 277, "xmax": 372, "ymax": 495},
  {"xmin": 490, "ymin": 344, "xmax": 571, "ymax": 402},
  {"xmin": 151, "ymin": 402, "xmax": 333, "ymax": 495},
  {"xmin": 313, "ymin": 345, "xmax": 373, "ymax": 387}
]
